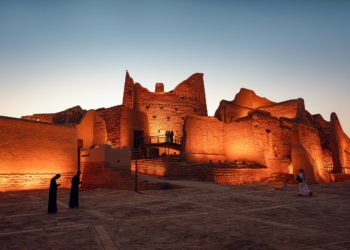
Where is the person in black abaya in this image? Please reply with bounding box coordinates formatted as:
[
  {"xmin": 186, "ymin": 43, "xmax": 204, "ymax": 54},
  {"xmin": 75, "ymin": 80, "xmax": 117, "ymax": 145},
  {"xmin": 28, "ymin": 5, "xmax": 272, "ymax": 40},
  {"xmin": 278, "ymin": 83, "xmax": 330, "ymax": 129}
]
[
  {"xmin": 69, "ymin": 171, "xmax": 82, "ymax": 208},
  {"xmin": 48, "ymin": 174, "xmax": 61, "ymax": 214}
]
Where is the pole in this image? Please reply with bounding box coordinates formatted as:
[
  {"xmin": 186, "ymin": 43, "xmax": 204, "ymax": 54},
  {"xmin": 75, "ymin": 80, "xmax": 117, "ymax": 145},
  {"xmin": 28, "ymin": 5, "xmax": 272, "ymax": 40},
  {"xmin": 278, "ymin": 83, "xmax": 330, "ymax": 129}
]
[
  {"xmin": 77, "ymin": 139, "xmax": 83, "ymax": 172},
  {"xmin": 135, "ymin": 158, "xmax": 138, "ymax": 192}
]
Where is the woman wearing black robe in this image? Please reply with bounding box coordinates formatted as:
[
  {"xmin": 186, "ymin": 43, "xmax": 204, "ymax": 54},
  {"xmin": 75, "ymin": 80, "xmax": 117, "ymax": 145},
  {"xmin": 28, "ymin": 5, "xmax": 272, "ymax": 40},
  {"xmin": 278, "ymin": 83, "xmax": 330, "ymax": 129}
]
[
  {"xmin": 69, "ymin": 171, "xmax": 81, "ymax": 208},
  {"xmin": 48, "ymin": 174, "xmax": 61, "ymax": 214}
]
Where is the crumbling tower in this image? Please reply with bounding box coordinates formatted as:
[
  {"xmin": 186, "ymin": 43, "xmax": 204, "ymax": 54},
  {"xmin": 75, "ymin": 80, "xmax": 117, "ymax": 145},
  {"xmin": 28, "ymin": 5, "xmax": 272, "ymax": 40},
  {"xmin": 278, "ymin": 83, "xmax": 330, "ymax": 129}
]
[{"xmin": 122, "ymin": 70, "xmax": 135, "ymax": 109}]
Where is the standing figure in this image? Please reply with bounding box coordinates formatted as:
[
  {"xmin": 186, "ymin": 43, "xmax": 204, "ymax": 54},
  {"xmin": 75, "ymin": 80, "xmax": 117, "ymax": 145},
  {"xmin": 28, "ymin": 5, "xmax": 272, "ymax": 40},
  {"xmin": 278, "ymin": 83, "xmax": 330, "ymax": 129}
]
[
  {"xmin": 48, "ymin": 174, "xmax": 61, "ymax": 214},
  {"xmin": 297, "ymin": 169, "xmax": 313, "ymax": 197},
  {"xmin": 170, "ymin": 131, "xmax": 174, "ymax": 143},
  {"xmin": 165, "ymin": 130, "xmax": 169, "ymax": 142},
  {"xmin": 69, "ymin": 171, "xmax": 82, "ymax": 208}
]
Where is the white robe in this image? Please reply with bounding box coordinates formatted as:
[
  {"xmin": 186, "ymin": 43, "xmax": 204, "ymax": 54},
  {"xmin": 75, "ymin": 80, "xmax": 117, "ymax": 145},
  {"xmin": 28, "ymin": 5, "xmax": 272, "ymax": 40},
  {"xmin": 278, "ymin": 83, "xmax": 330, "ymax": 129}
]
[{"xmin": 298, "ymin": 172, "xmax": 311, "ymax": 195}]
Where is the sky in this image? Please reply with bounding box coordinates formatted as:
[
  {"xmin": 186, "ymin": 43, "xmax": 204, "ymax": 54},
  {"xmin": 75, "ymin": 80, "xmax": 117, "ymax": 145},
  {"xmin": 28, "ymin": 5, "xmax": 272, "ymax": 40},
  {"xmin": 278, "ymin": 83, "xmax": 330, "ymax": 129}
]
[{"xmin": 1, "ymin": 0, "xmax": 349, "ymax": 135}]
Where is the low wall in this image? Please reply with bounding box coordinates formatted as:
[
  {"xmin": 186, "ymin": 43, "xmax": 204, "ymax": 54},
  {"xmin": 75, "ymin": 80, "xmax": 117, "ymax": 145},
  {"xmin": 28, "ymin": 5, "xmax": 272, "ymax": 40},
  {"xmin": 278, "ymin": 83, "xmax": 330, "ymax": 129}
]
[
  {"xmin": 131, "ymin": 158, "xmax": 271, "ymax": 185},
  {"xmin": 80, "ymin": 162, "xmax": 175, "ymax": 190},
  {"xmin": 0, "ymin": 116, "xmax": 78, "ymax": 191},
  {"xmin": 0, "ymin": 172, "xmax": 74, "ymax": 192},
  {"xmin": 213, "ymin": 168, "xmax": 271, "ymax": 185}
]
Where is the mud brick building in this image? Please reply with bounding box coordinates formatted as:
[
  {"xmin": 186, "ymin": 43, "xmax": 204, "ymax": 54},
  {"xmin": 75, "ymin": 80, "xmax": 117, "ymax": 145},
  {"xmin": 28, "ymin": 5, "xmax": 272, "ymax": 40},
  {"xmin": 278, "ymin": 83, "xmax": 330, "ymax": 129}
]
[{"xmin": 1, "ymin": 71, "xmax": 350, "ymax": 191}]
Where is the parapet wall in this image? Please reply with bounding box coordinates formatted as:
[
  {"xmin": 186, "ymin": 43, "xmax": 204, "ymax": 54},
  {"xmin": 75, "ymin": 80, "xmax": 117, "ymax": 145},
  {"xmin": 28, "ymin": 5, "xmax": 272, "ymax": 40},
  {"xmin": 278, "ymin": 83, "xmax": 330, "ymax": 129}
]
[{"xmin": 0, "ymin": 116, "xmax": 77, "ymax": 191}]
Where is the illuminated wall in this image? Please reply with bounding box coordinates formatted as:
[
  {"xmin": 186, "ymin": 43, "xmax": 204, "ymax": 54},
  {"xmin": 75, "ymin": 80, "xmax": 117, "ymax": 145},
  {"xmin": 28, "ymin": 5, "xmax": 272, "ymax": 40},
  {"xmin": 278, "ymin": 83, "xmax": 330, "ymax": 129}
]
[
  {"xmin": 76, "ymin": 109, "xmax": 107, "ymax": 149},
  {"xmin": 214, "ymin": 89, "xmax": 299, "ymax": 124},
  {"xmin": 215, "ymin": 100, "xmax": 252, "ymax": 123},
  {"xmin": 291, "ymin": 123, "xmax": 328, "ymax": 183},
  {"xmin": 81, "ymin": 145, "xmax": 131, "ymax": 177},
  {"xmin": 22, "ymin": 105, "xmax": 86, "ymax": 126},
  {"xmin": 257, "ymin": 99, "xmax": 298, "ymax": 119},
  {"xmin": 123, "ymin": 71, "xmax": 207, "ymax": 138},
  {"xmin": 119, "ymin": 106, "xmax": 149, "ymax": 148},
  {"xmin": 330, "ymin": 112, "xmax": 350, "ymax": 173},
  {"xmin": 0, "ymin": 116, "xmax": 77, "ymax": 191},
  {"xmin": 182, "ymin": 115, "xmax": 225, "ymax": 162},
  {"xmin": 183, "ymin": 111, "xmax": 293, "ymax": 174},
  {"xmin": 214, "ymin": 88, "xmax": 275, "ymax": 123},
  {"xmin": 97, "ymin": 105, "xmax": 149, "ymax": 149},
  {"xmin": 131, "ymin": 158, "xmax": 271, "ymax": 185},
  {"xmin": 225, "ymin": 115, "xmax": 265, "ymax": 165}
]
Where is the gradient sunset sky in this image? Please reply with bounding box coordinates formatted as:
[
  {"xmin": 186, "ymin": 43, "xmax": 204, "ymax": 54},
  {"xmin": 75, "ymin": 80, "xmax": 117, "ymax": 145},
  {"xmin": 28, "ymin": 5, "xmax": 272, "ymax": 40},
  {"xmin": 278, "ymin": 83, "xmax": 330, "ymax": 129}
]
[{"xmin": 1, "ymin": 0, "xmax": 349, "ymax": 135}]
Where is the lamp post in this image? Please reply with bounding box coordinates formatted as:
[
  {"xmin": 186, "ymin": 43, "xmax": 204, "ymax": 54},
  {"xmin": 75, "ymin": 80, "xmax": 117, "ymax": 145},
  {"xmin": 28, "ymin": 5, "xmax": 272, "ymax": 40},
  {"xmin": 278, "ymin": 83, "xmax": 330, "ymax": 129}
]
[
  {"xmin": 78, "ymin": 139, "xmax": 83, "ymax": 172},
  {"xmin": 134, "ymin": 148, "xmax": 141, "ymax": 193}
]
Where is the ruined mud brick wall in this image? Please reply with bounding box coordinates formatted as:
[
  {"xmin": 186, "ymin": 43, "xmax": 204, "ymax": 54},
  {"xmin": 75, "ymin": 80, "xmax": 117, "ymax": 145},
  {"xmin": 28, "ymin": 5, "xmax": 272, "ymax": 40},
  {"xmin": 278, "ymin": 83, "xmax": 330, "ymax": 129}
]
[
  {"xmin": 278, "ymin": 107, "xmax": 332, "ymax": 167},
  {"xmin": 76, "ymin": 110, "xmax": 107, "ymax": 149},
  {"xmin": 120, "ymin": 106, "xmax": 149, "ymax": 148},
  {"xmin": 214, "ymin": 88, "xmax": 275, "ymax": 123},
  {"xmin": 123, "ymin": 71, "xmax": 135, "ymax": 109},
  {"xmin": 215, "ymin": 100, "xmax": 252, "ymax": 124},
  {"xmin": 125, "ymin": 72, "xmax": 207, "ymax": 138},
  {"xmin": 257, "ymin": 100, "xmax": 298, "ymax": 119},
  {"xmin": 182, "ymin": 115, "xmax": 225, "ymax": 162},
  {"xmin": 235, "ymin": 111, "xmax": 292, "ymax": 174},
  {"xmin": 225, "ymin": 115, "xmax": 266, "ymax": 166},
  {"xmin": 0, "ymin": 116, "xmax": 77, "ymax": 191},
  {"xmin": 214, "ymin": 99, "xmax": 298, "ymax": 124},
  {"xmin": 311, "ymin": 114, "xmax": 332, "ymax": 164},
  {"xmin": 330, "ymin": 112, "xmax": 350, "ymax": 173},
  {"xmin": 97, "ymin": 105, "xmax": 150, "ymax": 149},
  {"xmin": 292, "ymin": 123, "xmax": 328, "ymax": 183},
  {"xmin": 97, "ymin": 106, "xmax": 123, "ymax": 147},
  {"xmin": 293, "ymin": 124, "xmax": 329, "ymax": 182},
  {"xmin": 22, "ymin": 105, "xmax": 86, "ymax": 126},
  {"xmin": 231, "ymin": 88, "xmax": 275, "ymax": 109}
]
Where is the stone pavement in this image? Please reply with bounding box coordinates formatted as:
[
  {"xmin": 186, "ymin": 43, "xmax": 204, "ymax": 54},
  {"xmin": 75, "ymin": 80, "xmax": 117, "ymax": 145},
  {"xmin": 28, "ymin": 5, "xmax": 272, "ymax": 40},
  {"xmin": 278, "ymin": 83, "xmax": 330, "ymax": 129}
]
[{"xmin": 0, "ymin": 175, "xmax": 350, "ymax": 250}]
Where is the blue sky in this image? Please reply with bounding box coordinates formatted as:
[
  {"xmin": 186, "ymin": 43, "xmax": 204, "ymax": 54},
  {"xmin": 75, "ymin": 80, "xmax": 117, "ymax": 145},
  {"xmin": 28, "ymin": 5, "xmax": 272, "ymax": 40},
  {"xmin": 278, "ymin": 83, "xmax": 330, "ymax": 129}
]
[{"xmin": 1, "ymin": 0, "xmax": 349, "ymax": 135}]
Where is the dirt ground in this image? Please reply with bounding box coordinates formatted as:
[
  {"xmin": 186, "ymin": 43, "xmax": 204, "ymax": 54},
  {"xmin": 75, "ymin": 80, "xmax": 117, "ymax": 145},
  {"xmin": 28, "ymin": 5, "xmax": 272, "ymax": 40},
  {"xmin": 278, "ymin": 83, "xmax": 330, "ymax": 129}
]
[{"xmin": 0, "ymin": 174, "xmax": 350, "ymax": 250}]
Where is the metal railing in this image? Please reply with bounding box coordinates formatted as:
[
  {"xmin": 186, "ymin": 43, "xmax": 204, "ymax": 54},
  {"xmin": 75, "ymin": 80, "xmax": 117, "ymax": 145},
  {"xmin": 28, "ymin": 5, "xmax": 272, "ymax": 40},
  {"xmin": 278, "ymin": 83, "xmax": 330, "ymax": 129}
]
[
  {"xmin": 324, "ymin": 164, "xmax": 350, "ymax": 174},
  {"xmin": 135, "ymin": 135, "xmax": 182, "ymax": 146}
]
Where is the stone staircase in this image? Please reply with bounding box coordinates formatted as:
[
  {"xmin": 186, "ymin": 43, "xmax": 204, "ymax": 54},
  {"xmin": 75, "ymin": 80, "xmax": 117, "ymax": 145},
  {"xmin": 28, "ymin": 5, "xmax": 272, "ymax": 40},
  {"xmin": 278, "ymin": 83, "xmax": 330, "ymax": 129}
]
[{"xmin": 264, "ymin": 172, "xmax": 296, "ymax": 185}]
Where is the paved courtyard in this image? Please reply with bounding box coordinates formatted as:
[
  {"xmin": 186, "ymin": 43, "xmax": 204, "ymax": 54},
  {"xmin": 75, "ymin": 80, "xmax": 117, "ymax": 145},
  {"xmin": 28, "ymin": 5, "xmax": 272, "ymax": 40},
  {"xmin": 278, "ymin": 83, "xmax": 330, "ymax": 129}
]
[{"xmin": 0, "ymin": 175, "xmax": 350, "ymax": 250}]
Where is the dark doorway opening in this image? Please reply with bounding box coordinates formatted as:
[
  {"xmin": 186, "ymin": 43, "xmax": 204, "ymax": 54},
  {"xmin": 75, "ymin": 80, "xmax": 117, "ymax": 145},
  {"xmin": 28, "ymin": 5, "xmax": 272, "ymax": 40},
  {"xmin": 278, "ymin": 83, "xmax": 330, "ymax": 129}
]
[{"xmin": 134, "ymin": 130, "xmax": 144, "ymax": 148}]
